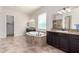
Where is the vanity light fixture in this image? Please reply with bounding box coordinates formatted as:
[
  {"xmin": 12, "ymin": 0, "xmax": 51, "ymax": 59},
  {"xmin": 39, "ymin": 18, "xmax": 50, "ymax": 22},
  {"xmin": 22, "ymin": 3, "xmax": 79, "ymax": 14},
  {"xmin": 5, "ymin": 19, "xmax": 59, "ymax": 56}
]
[
  {"xmin": 66, "ymin": 7, "xmax": 72, "ymax": 12},
  {"xmin": 61, "ymin": 8, "xmax": 66, "ymax": 13},
  {"xmin": 57, "ymin": 7, "xmax": 72, "ymax": 14},
  {"xmin": 61, "ymin": 9, "xmax": 66, "ymax": 13},
  {"xmin": 57, "ymin": 11, "xmax": 62, "ymax": 14}
]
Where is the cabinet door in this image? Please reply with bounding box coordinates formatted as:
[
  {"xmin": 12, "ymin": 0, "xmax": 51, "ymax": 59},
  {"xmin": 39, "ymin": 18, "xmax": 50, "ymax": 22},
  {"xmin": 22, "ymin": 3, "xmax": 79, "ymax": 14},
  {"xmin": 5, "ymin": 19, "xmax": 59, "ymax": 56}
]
[
  {"xmin": 59, "ymin": 34, "xmax": 69, "ymax": 52},
  {"xmin": 70, "ymin": 35, "xmax": 79, "ymax": 53},
  {"xmin": 53, "ymin": 32, "xmax": 60, "ymax": 48},
  {"xmin": 47, "ymin": 31, "xmax": 53, "ymax": 45},
  {"xmin": 47, "ymin": 32, "xmax": 59, "ymax": 47}
]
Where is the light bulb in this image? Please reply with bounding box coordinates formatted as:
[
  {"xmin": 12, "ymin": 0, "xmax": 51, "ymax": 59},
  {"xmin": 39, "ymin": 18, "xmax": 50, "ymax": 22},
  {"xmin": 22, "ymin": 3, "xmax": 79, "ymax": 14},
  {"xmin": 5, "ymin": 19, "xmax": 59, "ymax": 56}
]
[
  {"xmin": 61, "ymin": 9, "xmax": 66, "ymax": 13},
  {"xmin": 57, "ymin": 11, "xmax": 62, "ymax": 14},
  {"xmin": 66, "ymin": 8, "xmax": 71, "ymax": 12}
]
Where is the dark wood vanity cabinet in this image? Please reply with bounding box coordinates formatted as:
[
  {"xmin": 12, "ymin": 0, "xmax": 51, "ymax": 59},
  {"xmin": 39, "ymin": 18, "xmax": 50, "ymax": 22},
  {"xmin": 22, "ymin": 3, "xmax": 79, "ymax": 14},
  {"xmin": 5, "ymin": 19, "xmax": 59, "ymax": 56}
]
[
  {"xmin": 47, "ymin": 32, "xmax": 53, "ymax": 45},
  {"xmin": 47, "ymin": 31, "xmax": 69, "ymax": 52},
  {"xmin": 47, "ymin": 32, "xmax": 60, "ymax": 48},
  {"xmin": 47, "ymin": 31, "xmax": 79, "ymax": 53},
  {"xmin": 59, "ymin": 34, "xmax": 70, "ymax": 52},
  {"xmin": 52, "ymin": 32, "xmax": 60, "ymax": 48},
  {"xmin": 69, "ymin": 35, "xmax": 79, "ymax": 53}
]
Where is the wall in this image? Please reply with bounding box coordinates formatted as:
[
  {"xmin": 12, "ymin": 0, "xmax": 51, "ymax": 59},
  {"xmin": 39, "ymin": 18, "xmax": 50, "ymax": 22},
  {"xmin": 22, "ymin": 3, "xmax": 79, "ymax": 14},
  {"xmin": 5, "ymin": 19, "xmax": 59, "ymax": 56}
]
[
  {"xmin": 71, "ymin": 7, "xmax": 79, "ymax": 29},
  {"xmin": 31, "ymin": 7, "xmax": 47, "ymax": 31},
  {"xmin": 0, "ymin": 15, "xmax": 6, "ymax": 38},
  {"xmin": 31, "ymin": 6, "xmax": 65, "ymax": 31},
  {"xmin": 31, "ymin": 6, "xmax": 79, "ymax": 30},
  {"xmin": 0, "ymin": 7, "xmax": 29, "ymax": 38},
  {"xmin": 0, "ymin": 7, "xmax": 6, "ymax": 38},
  {"xmin": 58, "ymin": 7, "xmax": 79, "ymax": 29}
]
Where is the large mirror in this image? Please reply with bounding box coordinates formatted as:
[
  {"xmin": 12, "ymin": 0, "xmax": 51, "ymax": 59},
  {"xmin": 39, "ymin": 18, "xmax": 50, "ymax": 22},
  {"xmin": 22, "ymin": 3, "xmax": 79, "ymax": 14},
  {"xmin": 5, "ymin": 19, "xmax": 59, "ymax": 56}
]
[
  {"xmin": 53, "ymin": 6, "xmax": 79, "ymax": 31},
  {"xmin": 64, "ymin": 15, "xmax": 71, "ymax": 30},
  {"xmin": 53, "ymin": 14, "xmax": 63, "ymax": 30}
]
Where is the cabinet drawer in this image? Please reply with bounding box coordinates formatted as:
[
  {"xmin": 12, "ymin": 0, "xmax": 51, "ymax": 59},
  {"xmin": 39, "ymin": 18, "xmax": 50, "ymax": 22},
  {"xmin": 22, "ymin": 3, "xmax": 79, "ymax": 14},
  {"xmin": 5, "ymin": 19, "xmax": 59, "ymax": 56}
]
[{"xmin": 70, "ymin": 34, "xmax": 79, "ymax": 39}]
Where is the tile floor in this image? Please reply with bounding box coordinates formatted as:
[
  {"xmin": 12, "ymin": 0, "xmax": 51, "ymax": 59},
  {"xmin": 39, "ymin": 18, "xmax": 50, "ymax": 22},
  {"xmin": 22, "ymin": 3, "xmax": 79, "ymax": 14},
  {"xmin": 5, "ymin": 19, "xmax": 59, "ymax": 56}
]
[{"xmin": 0, "ymin": 36, "xmax": 64, "ymax": 53}]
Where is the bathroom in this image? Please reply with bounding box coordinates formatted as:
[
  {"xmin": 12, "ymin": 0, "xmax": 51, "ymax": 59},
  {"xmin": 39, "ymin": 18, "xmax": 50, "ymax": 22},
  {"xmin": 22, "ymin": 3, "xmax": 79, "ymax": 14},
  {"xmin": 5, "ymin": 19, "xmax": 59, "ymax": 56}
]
[{"xmin": 0, "ymin": 6, "xmax": 79, "ymax": 53}]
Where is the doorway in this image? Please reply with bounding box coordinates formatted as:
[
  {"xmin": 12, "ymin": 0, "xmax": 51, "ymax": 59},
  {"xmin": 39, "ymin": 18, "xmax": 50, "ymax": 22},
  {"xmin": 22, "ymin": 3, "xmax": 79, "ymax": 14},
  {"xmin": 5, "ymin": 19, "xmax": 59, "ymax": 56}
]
[{"xmin": 6, "ymin": 15, "xmax": 14, "ymax": 37}]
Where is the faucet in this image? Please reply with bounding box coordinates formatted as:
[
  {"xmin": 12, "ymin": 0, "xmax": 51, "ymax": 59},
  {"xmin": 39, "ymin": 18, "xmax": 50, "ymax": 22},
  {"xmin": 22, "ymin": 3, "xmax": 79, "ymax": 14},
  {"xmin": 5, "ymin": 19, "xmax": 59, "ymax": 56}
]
[{"xmin": 38, "ymin": 31, "xmax": 40, "ymax": 36}]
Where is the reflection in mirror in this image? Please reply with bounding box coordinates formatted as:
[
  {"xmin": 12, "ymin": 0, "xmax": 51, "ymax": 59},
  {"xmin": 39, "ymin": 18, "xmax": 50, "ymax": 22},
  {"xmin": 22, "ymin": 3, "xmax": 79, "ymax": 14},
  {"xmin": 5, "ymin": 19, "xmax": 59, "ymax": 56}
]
[
  {"xmin": 53, "ymin": 20, "xmax": 62, "ymax": 29},
  {"xmin": 64, "ymin": 16, "xmax": 71, "ymax": 30},
  {"xmin": 52, "ymin": 14, "xmax": 63, "ymax": 30}
]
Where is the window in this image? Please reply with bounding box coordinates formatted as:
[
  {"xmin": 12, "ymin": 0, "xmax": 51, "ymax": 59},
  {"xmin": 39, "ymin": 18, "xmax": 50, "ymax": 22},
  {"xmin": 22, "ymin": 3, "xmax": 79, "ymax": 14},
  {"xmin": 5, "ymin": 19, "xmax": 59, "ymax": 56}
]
[{"xmin": 38, "ymin": 13, "xmax": 46, "ymax": 30}]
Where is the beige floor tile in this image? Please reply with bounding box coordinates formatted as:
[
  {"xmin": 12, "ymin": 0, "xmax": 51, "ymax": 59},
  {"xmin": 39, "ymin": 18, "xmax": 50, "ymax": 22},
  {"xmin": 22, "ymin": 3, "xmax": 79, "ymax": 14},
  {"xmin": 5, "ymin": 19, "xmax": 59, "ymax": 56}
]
[{"xmin": 0, "ymin": 36, "xmax": 64, "ymax": 53}]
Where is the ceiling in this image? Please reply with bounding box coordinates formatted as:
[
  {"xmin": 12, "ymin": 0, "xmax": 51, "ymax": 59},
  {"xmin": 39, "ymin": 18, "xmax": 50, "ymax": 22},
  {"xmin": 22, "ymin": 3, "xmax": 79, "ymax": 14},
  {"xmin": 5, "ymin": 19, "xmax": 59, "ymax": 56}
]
[{"xmin": 4, "ymin": 6, "xmax": 41, "ymax": 14}]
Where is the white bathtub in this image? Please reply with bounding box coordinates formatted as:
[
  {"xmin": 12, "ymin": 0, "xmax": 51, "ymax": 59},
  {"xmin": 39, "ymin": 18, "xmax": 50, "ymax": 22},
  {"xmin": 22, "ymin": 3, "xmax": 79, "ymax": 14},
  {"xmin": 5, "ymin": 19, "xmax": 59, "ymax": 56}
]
[
  {"xmin": 26, "ymin": 31, "xmax": 46, "ymax": 37},
  {"xmin": 25, "ymin": 31, "xmax": 46, "ymax": 46}
]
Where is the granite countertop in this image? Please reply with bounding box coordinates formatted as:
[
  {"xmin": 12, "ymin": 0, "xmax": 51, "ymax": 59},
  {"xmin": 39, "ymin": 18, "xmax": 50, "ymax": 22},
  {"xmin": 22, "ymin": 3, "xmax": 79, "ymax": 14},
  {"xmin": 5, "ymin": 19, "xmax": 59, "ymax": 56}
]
[{"xmin": 47, "ymin": 29, "xmax": 79, "ymax": 35}]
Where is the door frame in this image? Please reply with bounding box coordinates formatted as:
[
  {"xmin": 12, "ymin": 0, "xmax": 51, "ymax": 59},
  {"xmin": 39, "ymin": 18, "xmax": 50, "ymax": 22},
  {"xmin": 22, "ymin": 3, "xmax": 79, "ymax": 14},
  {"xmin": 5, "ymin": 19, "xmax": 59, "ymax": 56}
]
[{"xmin": 6, "ymin": 15, "xmax": 14, "ymax": 37}]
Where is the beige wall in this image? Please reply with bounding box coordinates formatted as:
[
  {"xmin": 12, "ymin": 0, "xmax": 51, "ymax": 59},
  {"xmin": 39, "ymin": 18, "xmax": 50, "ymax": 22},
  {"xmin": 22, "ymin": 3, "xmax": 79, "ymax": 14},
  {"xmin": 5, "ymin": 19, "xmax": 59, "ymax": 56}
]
[
  {"xmin": 31, "ymin": 6, "xmax": 65, "ymax": 31},
  {"xmin": 0, "ymin": 7, "xmax": 29, "ymax": 38},
  {"xmin": 31, "ymin": 6, "xmax": 79, "ymax": 30},
  {"xmin": 71, "ymin": 7, "xmax": 79, "ymax": 29}
]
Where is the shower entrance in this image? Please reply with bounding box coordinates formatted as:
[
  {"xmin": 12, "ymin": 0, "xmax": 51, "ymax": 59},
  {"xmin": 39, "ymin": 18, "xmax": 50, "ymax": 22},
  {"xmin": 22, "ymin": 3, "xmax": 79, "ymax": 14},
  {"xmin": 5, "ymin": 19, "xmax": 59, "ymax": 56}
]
[{"xmin": 6, "ymin": 15, "xmax": 14, "ymax": 37}]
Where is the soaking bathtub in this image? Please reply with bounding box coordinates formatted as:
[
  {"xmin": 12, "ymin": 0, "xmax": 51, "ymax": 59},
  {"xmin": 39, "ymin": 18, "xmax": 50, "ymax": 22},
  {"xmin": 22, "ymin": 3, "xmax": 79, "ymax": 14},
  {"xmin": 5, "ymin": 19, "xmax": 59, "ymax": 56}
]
[{"xmin": 25, "ymin": 31, "xmax": 46, "ymax": 46}]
